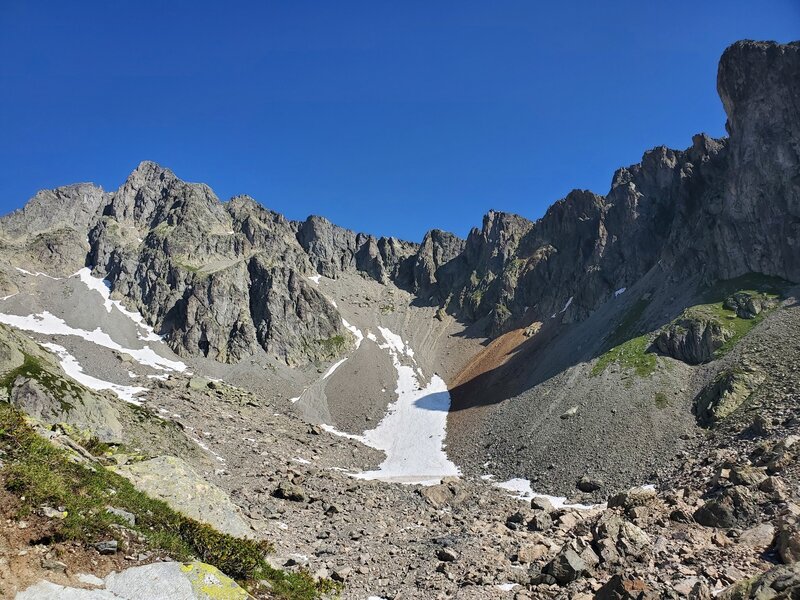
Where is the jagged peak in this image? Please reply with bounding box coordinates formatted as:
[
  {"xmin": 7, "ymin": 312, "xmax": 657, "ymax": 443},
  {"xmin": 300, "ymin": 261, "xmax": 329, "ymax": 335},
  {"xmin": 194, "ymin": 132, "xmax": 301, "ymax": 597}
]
[{"xmin": 124, "ymin": 160, "xmax": 177, "ymax": 187}]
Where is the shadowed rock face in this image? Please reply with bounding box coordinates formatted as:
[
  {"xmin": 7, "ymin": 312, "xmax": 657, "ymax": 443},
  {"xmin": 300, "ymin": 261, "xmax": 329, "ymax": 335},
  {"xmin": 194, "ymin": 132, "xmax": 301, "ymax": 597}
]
[{"xmin": 1, "ymin": 40, "xmax": 798, "ymax": 366}]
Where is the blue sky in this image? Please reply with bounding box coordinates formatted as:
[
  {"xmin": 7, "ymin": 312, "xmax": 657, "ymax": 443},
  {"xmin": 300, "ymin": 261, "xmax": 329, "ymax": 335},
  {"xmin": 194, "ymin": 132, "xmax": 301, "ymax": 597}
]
[{"xmin": 1, "ymin": 2, "xmax": 797, "ymax": 241}]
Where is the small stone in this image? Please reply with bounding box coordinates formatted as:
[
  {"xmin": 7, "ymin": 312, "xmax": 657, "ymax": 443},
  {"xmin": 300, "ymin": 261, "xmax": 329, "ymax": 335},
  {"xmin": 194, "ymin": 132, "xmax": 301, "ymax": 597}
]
[
  {"xmin": 41, "ymin": 559, "xmax": 67, "ymax": 573},
  {"xmin": 331, "ymin": 567, "xmax": 352, "ymax": 582},
  {"xmin": 517, "ymin": 544, "xmax": 547, "ymax": 564},
  {"xmin": 273, "ymin": 482, "xmax": 308, "ymax": 503},
  {"xmin": 561, "ymin": 406, "xmax": 578, "ymax": 419},
  {"xmin": 738, "ymin": 523, "xmax": 775, "ymax": 549},
  {"xmin": 545, "ymin": 547, "xmax": 587, "ymax": 584},
  {"xmin": 577, "ymin": 475, "xmax": 603, "ymax": 493},
  {"xmin": 437, "ymin": 547, "xmax": 458, "ymax": 562},
  {"xmin": 93, "ymin": 540, "xmax": 118, "ymax": 555},
  {"xmin": 531, "ymin": 497, "xmax": 555, "ymax": 513},
  {"xmin": 106, "ymin": 506, "xmax": 136, "ymax": 526},
  {"xmin": 40, "ymin": 506, "xmax": 67, "ymax": 520},
  {"xmin": 527, "ymin": 510, "xmax": 553, "ymax": 532}
]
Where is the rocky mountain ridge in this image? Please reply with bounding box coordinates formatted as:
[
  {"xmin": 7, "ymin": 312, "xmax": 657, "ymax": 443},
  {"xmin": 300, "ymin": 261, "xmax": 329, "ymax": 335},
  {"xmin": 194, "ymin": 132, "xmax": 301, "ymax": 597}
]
[{"xmin": 4, "ymin": 41, "xmax": 798, "ymax": 371}]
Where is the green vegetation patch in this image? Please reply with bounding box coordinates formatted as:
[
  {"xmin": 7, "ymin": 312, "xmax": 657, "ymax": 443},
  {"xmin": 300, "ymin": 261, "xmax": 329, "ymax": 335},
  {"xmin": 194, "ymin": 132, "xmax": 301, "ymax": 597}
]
[
  {"xmin": 591, "ymin": 334, "xmax": 657, "ymax": 378},
  {"xmin": 317, "ymin": 334, "xmax": 347, "ymax": 355},
  {"xmin": 605, "ymin": 297, "xmax": 651, "ymax": 349},
  {"xmin": 654, "ymin": 392, "xmax": 669, "ymax": 409},
  {"xmin": 700, "ymin": 273, "xmax": 788, "ymax": 303},
  {"xmin": 591, "ymin": 297, "xmax": 656, "ymax": 378},
  {"xmin": 0, "ymin": 402, "xmax": 338, "ymax": 598}
]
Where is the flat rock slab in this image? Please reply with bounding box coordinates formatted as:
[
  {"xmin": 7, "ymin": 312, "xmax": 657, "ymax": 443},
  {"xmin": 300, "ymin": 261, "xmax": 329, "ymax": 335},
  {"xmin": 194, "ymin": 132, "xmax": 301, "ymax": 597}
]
[
  {"xmin": 114, "ymin": 455, "xmax": 250, "ymax": 537},
  {"xmin": 16, "ymin": 561, "xmax": 248, "ymax": 600}
]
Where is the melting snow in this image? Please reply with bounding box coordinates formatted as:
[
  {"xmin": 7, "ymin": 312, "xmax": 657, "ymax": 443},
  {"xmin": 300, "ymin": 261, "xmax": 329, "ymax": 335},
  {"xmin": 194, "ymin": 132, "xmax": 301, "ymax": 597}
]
[
  {"xmin": 322, "ymin": 358, "xmax": 348, "ymax": 380},
  {"xmin": 320, "ymin": 424, "xmax": 376, "ymax": 447},
  {"xmin": 351, "ymin": 327, "xmax": 459, "ymax": 484},
  {"xmin": 41, "ymin": 342, "xmax": 148, "ymax": 405},
  {"xmin": 15, "ymin": 267, "xmax": 61, "ymax": 280},
  {"xmin": 341, "ymin": 318, "xmax": 364, "ymax": 349},
  {"xmin": 74, "ymin": 268, "xmax": 162, "ymax": 341},
  {"xmin": 614, "ymin": 287, "xmax": 627, "ymax": 297},
  {"xmin": 493, "ymin": 478, "xmax": 602, "ymax": 511},
  {"xmin": 0, "ymin": 311, "xmax": 186, "ymax": 372}
]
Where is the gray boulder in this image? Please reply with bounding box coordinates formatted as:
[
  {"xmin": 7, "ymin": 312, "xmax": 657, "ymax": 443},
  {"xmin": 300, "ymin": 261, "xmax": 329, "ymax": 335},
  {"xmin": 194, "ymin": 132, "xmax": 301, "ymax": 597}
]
[
  {"xmin": 694, "ymin": 368, "xmax": 765, "ymax": 426},
  {"xmin": 115, "ymin": 455, "xmax": 251, "ymax": 537},
  {"xmin": 655, "ymin": 314, "xmax": 731, "ymax": 365},
  {"xmin": 15, "ymin": 561, "xmax": 249, "ymax": 600},
  {"xmin": 693, "ymin": 486, "xmax": 761, "ymax": 529}
]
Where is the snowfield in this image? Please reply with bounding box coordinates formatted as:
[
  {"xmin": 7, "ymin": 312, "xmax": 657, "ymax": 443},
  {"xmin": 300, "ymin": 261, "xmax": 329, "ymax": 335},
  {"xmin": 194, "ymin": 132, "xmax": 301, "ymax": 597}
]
[{"xmin": 323, "ymin": 325, "xmax": 460, "ymax": 485}]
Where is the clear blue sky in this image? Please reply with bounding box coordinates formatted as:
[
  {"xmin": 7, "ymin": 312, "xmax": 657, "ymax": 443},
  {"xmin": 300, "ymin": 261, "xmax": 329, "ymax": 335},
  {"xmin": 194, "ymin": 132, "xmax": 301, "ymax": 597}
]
[{"xmin": 1, "ymin": 2, "xmax": 797, "ymax": 241}]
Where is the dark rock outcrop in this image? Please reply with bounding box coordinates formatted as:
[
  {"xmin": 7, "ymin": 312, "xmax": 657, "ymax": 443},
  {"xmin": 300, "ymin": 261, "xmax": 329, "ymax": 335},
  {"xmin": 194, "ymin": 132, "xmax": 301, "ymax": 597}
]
[
  {"xmin": 694, "ymin": 368, "xmax": 765, "ymax": 426},
  {"xmin": 655, "ymin": 314, "xmax": 732, "ymax": 365}
]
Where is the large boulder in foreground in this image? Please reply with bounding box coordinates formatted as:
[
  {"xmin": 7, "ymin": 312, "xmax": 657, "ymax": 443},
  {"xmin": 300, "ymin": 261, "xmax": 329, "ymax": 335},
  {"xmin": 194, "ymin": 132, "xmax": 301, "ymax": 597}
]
[
  {"xmin": 16, "ymin": 561, "xmax": 248, "ymax": 600},
  {"xmin": 115, "ymin": 456, "xmax": 250, "ymax": 537}
]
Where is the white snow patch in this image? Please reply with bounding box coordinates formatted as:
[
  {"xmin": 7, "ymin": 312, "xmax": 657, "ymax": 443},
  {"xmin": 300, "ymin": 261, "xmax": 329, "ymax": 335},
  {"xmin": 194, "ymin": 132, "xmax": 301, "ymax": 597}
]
[
  {"xmin": 289, "ymin": 396, "xmax": 301, "ymax": 404},
  {"xmin": 15, "ymin": 267, "xmax": 60, "ymax": 279},
  {"xmin": 496, "ymin": 583, "xmax": 517, "ymax": 592},
  {"xmin": 366, "ymin": 331, "xmax": 378, "ymax": 343},
  {"xmin": 560, "ymin": 296, "xmax": 573, "ymax": 313},
  {"xmin": 342, "ymin": 318, "xmax": 364, "ymax": 349},
  {"xmin": 350, "ymin": 327, "xmax": 459, "ymax": 485},
  {"xmin": 494, "ymin": 478, "xmax": 602, "ymax": 511},
  {"xmin": 320, "ymin": 424, "xmax": 377, "ymax": 447},
  {"xmin": 185, "ymin": 430, "xmax": 225, "ymax": 464},
  {"xmin": 293, "ymin": 457, "xmax": 312, "ymax": 465},
  {"xmin": 322, "ymin": 357, "xmax": 348, "ymax": 380},
  {"xmin": 0, "ymin": 310, "xmax": 186, "ymax": 372},
  {"xmin": 41, "ymin": 342, "xmax": 147, "ymax": 405},
  {"xmin": 308, "ymin": 274, "xmax": 321, "ymax": 285},
  {"xmin": 376, "ymin": 326, "xmax": 415, "ymax": 359},
  {"xmin": 614, "ymin": 287, "xmax": 627, "ymax": 297},
  {"xmin": 0, "ymin": 293, "xmax": 17, "ymax": 301},
  {"xmin": 74, "ymin": 268, "xmax": 162, "ymax": 341}
]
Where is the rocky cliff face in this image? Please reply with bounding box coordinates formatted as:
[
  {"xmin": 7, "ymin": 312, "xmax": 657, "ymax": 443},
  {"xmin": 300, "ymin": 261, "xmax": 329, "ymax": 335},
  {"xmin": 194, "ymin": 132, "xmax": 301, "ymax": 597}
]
[
  {"xmin": 1, "ymin": 40, "xmax": 797, "ymax": 367},
  {"xmin": 409, "ymin": 40, "xmax": 800, "ymax": 334}
]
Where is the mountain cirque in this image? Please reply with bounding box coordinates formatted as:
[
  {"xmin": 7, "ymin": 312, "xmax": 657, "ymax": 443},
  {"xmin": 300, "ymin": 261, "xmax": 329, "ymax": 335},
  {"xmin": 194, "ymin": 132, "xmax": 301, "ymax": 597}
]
[{"xmin": 1, "ymin": 39, "xmax": 800, "ymax": 599}]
